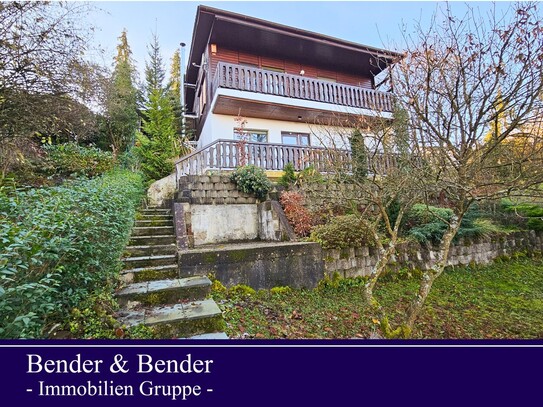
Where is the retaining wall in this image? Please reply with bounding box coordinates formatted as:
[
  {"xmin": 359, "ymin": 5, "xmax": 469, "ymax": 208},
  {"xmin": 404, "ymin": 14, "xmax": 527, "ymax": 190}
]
[{"xmin": 325, "ymin": 231, "xmax": 543, "ymax": 278}]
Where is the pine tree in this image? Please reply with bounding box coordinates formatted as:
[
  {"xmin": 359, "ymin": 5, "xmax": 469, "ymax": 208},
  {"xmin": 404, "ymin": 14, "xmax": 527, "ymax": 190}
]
[
  {"xmin": 144, "ymin": 32, "xmax": 166, "ymax": 98},
  {"xmin": 135, "ymin": 34, "xmax": 181, "ymax": 181},
  {"xmin": 103, "ymin": 29, "xmax": 139, "ymax": 155}
]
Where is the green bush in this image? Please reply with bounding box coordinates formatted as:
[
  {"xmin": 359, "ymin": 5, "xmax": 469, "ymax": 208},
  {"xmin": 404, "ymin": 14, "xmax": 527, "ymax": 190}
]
[
  {"xmin": 230, "ymin": 165, "xmax": 272, "ymax": 200},
  {"xmin": 404, "ymin": 204, "xmax": 500, "ymax": 245},
  {"xmin": 310, "ymin": 214, "xmax": 375, "ymax": 249},
  {"xmin": 0, "ymin": 169, "xmax": 144, "ymax": 338},
  {"xmin": 228, "ymin": 284, "xmax": 256, "ymax": 299},
  {"xmin": 502, "ymin": 201, "xmax": 543, "ymax": 231},
  {"xmin": 278, "ymin": 162, "xmax": 297, "ymax": 188},
  {"xmin": 43, "ymin": 142, "xmax": 115, "ymax": 177}
]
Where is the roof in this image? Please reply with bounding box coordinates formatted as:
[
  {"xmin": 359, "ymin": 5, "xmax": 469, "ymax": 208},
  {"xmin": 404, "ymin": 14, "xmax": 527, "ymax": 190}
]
[{"xmin": 185, "ymin": 5, "xmax": 403, "ymax": 110}]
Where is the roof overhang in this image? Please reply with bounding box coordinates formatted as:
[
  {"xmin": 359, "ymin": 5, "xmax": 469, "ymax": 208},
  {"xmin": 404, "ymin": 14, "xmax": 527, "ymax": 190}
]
[{"xmin": 185, "ymin": 5, "xmax": 403, "ymax": 112}]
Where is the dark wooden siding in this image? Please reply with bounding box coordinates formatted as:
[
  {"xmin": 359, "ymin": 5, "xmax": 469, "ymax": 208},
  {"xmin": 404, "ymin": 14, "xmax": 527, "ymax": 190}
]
[{"xmin": 208, "ymin": 45, "xmax": 373, "ymax": 89}]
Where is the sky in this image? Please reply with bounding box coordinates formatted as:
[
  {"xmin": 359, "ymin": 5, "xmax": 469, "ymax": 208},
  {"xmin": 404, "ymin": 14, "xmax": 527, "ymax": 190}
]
[{"xmin": 87, "ymin": 1, "xmax": 514, "ymax": 79}]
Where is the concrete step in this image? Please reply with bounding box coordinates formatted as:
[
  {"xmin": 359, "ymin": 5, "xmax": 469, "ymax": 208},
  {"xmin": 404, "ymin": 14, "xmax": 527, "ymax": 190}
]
[
  {"xmin": 140, "ymin": 208, "xmax": 171, "ymax": 215},
  {"xmin": 117, "ymin": 299, "xmax": 224, "ymax": 338},
  {"xmin": 135, "ymin": 219, "xmax": 173, "ymax": 227},
  {"xmin": 125, "ymin": 244, "xmax": 176, "ymax": 257},
  {"xmin": 137, "ymin": 213, "xmax": 173, "ymax": 221},
  {"xmin": 116, "ymin": 276, "xmax": 212, "ymax": 308},
  {"xmin": 131, "ymin": 226, "xmax": 174, "ymax": 237},
  {"xmin": 189, "ymin": 332, "xmax": 229, "ymax": 340},
  {"xmin": 129, "ymin": 234, "xmax": 176, "ymax": 246},
  {"xmin": 120, "ymin": 264, "xmax": 179, "ymax": 284},
  {"xmin": 122, "ymin": 254, "xmax": 177, "ymax": 269}
]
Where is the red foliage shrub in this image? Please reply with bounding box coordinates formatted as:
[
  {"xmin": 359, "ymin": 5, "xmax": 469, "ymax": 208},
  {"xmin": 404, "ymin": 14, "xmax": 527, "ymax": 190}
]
[{"xmin": 279, "ymin": 191, "xmax": 313, "ymax": 237}]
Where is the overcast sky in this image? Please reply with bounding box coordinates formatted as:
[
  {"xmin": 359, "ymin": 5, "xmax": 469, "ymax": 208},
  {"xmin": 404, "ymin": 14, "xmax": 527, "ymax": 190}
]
[{"xmin": 88, "ymin": 1, "xmax": 514, "ymax": 79}]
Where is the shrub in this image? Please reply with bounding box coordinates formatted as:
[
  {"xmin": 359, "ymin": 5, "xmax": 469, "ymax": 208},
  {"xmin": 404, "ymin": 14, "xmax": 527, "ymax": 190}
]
[
  {"xmin": 404, "ymin": 204, "xmax": 453, "ymax": 245},
  {"xmin": 270, "ymin": 286, "xmax": 292, "ymax": 295},
  {"xmin": 296, "ymin": 165, "xmax": 324, "ymax": 186},
  {"xmin": 404, "ymin": 204, "xmax": 501, "ymax": 244},
  {"xmin": 230, "ymin": 165, "xmax": 272, "ymax": 200},
  {"xmin": 502, "ymin": 201, "xmax": 543, "ymax": 231},
  {"xmin": 278, "ymin": 162, "xmax": 297, "ymax": 188},
  {"xmin": 228, "ymin": 284, "xmax": 256, "ymax": 299},
  {"xmin": 0, "ymin": 169, "xmax": 144, "ymax": 338},
  {"xmin": 310, "ymin": 214, "xmax": 375, "ymax": 249},
  {"xmin": 43, "ymin": 142, "xmax": 115, "ymax": 177},
  {"xmin": 350, "ymin": 129, "xmax": 368, "ymax": 180},
  {"xmin": 279, "ymin": 191, "xmax": 314, "ymax": 237}
]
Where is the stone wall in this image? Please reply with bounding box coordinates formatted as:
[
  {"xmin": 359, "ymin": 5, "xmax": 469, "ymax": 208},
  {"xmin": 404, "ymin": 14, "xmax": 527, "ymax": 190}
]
[
  {"xmin": 177, "ymin": 175, "xmax": 259, "ymax": 205},
  {"xmin": 324, "ymin": 231, "xmax": 543, "ymax": 278},
  {"xmin": 147, "ymin": 173, "xmax": 176, "ymax": 208},
  {"xmin": 301, "ymin": 181, "xmax": 363, "ymax": 211},
  {"xmin": 179, "ymin": 242, "xmax": 324, "ymax": 289}
]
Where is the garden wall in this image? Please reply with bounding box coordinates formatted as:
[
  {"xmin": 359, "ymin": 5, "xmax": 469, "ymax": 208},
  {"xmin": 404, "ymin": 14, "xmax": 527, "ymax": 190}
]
[
  {"xmin": 176, "ymin": 176, "xmax": 292, "ymax": 246},
  {"xmin": 301, "ymin": 182, "xmax": 363, "ymax": 210},
  {"xmin": 324, "ymin": 231, "xmax": 543, "ymax": 278},
  {"xmin": 179, "ymin": 242, "xmax": 323, "ymax": 289},
  {"xmin": 177, "ymin": 175, "xmax": 258, "ymax": 204}
]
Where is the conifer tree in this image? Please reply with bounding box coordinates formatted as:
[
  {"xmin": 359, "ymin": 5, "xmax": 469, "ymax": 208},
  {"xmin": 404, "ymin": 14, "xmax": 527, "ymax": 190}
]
[
  {"xmin": 168, "ymin": 49, "xmax": 183, "ymax": 137},
  {"xmin": 144, "ymin": 32, "xmax": 166, "ymax": 98},
  {"xmin": 103, "ymin": 29, "xmax": 139, "ymax": 155},
  {"xmin": 135, "ymin": 33, "xmax": 180, "ymax": 181}
]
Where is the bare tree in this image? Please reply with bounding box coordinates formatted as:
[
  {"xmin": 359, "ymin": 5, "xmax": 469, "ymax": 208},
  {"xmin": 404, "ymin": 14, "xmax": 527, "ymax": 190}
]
[
  {"xmin": 0, "ymin": 2, "xmax": 100, "ymax": 178},
  {"xmin": 391, "ymin": 2, "xmax": 543, "ymax": 331},
  {"xmin": 310, "ymin": 107, "xmax": 423, "ymax": 337}
]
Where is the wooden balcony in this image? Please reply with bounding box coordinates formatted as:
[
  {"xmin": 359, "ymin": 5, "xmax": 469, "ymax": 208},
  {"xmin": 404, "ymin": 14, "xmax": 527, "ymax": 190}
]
[
  {"xmin": 175, "ymin": 139, "xmax": 398, "ymax": 182},
  {"xmin": 211, "ymin": 62, "xmax": 394, "ymax": 113}
]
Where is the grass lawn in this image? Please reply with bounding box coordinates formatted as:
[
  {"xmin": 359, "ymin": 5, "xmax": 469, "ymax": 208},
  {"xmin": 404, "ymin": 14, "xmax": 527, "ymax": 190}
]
[{"xmin": 213, "ymin": 257, "xmax": 543, "ymax": 339}]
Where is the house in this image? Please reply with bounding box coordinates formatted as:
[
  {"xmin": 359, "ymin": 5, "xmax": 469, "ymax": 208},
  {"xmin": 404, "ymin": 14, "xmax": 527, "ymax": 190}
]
[{"xmin": 177, "ymin": 5, "xmax": 401, "ymax": 177}]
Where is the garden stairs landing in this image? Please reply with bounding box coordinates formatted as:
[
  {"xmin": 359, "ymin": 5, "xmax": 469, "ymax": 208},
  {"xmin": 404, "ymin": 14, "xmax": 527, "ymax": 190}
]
[{"xmin": 115, "ymin": 207, "xmax": 226, "ymax": 339}]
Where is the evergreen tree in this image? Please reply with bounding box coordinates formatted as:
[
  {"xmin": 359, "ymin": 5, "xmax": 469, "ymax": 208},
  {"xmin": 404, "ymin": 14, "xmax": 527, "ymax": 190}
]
[
  {"xmin": 135, "ymin": 34, "xmax": 181, "ymax": 181},
  {"xmin": 135, "ymin": 88, "xmax": 180, "ymax": 181},
  {"xmin": 144, "ymin": 32, "xmax": 166, "ymax": 98},
  {"xmin": 168, "ymin": 49, "xmax": 183, "ymax": 137},
  {"xmin": 103, "ymin": 29, "xmax": 139, "ymax": 155},
  {"xmin": 350, "ymin": 129, "xmax": 368, "ymax": 181}
]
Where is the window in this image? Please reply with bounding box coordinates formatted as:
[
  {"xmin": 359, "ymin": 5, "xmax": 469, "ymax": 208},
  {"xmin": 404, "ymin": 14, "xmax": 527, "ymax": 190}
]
[
  {"xmin": 234, "ymin": 129, "xmax": 268, "ymax": 143},
  {"xmin": 281, "ymin": 132, "xmax": 310, "ymax": 146}
]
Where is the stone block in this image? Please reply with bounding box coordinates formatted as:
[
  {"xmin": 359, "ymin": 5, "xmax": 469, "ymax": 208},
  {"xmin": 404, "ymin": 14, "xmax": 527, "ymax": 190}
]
[{"xmin": 328, "ymin": 249, "xmax": 340, "ymax": 260}]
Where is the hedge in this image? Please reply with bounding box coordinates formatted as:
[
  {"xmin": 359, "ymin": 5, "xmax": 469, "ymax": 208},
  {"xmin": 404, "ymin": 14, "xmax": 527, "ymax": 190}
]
[{"xmin": 0, "ymin": 169, "xmax": 144, "ymax": 338}]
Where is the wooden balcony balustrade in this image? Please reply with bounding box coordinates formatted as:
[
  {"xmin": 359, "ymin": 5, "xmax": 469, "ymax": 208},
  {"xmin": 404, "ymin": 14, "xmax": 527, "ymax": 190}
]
[
  {"xmin": 175, "ymin": 139, "xmax": 399, "ymax": 182},
  {"xmin": 211, "ymin": 62, "xmax": 394, "ymax": 112}
]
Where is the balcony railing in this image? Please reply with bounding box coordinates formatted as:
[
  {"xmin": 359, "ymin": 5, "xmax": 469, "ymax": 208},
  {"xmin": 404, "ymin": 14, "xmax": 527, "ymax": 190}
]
[
  {"xmin": 212, "ymin": 62, "xmax": 394, "ymax": 112},
  {"xmin": 175, "ymin": 139, "xmax": 398, "ymax": 184}
]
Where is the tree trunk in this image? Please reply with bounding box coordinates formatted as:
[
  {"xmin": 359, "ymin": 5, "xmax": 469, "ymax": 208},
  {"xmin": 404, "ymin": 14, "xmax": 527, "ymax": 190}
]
[{"xmin": 405, "ymin": 221, "xmax": 460, "ymax": 330}]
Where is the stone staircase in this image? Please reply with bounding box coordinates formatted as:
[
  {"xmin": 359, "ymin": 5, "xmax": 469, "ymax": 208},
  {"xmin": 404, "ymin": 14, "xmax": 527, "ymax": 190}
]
[{"xmin": 116, "ymin": 207, "xmax": 225, "ymax": 338}]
